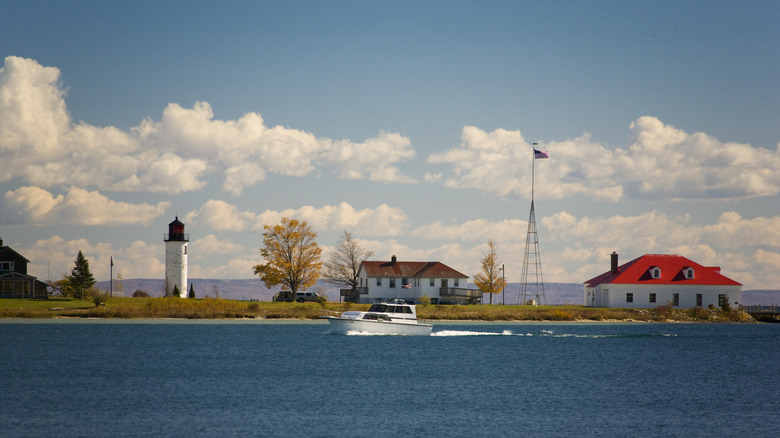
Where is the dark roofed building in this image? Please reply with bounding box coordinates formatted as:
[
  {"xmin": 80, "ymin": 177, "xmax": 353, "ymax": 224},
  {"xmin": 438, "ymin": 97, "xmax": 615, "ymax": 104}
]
[
  {"xmin": 0, "ymin": 238, "xmax": 49, "ymax": 299},
  {"xmin": 351, "ymin": 255, "xmax": 479, "ymax": 304}
]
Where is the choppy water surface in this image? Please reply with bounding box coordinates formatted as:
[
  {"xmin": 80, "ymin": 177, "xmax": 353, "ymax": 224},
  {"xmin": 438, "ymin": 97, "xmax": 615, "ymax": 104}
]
[{"xmin": 1, "ymin": 320, "xmax": 777, "ymax": 437}]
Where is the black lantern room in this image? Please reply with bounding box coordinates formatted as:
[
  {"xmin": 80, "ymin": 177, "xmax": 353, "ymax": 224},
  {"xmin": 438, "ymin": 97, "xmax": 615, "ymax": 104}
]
[{"xmin": 164, "ymin": 216, "xmax": 189, "ymax": 242}]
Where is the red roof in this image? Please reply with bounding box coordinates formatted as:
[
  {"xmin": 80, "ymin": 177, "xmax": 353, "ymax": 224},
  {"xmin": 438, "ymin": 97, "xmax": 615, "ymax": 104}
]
[
  {"xmin": 360, "ymin": 260, "xmax": 468, "ymax": 279},
  {"xmin": 584, "ymin": 254, "xmax": 741, "ymax": 287}
]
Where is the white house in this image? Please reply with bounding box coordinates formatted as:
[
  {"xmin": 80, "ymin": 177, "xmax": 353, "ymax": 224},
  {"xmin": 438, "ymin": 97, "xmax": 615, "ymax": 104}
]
[
  {"xmin": 584, "ymin": 253, "xmax": 742, "ymax": 308},
  {"xmin": 350, "ymin": 255, "xmax": 479, "ymax": 304}
]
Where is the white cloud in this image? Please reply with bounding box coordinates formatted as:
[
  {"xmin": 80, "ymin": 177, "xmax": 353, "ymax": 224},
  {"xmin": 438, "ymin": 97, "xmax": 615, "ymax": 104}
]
[
  {"xmin": 410, "ymin": 218, "xmax": 527, "ymax": 243},
  {"xmin": 0, "ymin": 186, "xmax": 169, "ymax": 226},
  {"xmin": 0, "ymin": 56, "xmax": 69, "ymax": 164},
  {"xmin": 427, "ymin": 118, "xmax": 780, "ymax": 201},
  {"xmin": 186, "ymin": 200, "xmax": 409, "ymax": 236},
  {"xmin": 0, "ymin": 56, "xmax": 417, "ymax": 198}
]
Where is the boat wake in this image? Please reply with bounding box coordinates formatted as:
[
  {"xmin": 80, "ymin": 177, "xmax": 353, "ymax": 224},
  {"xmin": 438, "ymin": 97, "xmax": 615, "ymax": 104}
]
[
  {"xmin": 431, "ymin": 329, "xmax": 678, "ymax": 338},
  {"xmin": 432, "ymin": 330, "xmax": 515, "ymax": 336},
  {"xmin": 328, "ymin": 328, "xmax": 678, "ymax": 338}
]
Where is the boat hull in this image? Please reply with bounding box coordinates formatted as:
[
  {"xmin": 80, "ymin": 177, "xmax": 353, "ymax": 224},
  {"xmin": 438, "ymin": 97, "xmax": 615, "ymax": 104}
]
[{"xmin": 327, "ymin": 317, "xmax": 432, "ymax": 336}]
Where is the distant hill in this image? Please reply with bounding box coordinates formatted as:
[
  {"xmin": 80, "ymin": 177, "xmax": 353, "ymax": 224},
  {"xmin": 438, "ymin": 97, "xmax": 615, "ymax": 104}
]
[{"xmin": 96, "ymin": 279, "xmax": 780, "ymax": 305}]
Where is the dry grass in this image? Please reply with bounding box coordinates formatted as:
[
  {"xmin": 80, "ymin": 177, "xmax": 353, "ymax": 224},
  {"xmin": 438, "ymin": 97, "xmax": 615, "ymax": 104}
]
[{"xmin": 0, "ymin": 297, "xmax": 756, "ymax": 322}]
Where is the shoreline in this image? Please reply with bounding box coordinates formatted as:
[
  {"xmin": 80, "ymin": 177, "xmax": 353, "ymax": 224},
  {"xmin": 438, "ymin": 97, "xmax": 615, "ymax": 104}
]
[{"xmin": 0, "ymin": 296, "xmax": 762, "ymax": 323}]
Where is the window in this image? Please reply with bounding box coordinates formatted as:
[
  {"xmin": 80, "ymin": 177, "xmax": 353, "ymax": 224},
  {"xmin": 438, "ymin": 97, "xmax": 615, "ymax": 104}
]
[
  {"xmin": 652, "ymin": 268, "xmax": 661, "ymax": 279},
  {"xmin": 718, "ymin": 294, "xmax": 727, "ymax": 307},
  {"xmin": 429, "ymin": 278, "xmax": 435, "ymax": 287},
  {"xmin": 649, "ymin": 293, "xmax": 656, "ymax": 303},
  {"xmin": 389, "ymin": 278, "xmax": 396, "ymax": 288},
  {"xmin": 685, "ymin": 268, "xmax": 694, "ymax": 279},
  {"xmin": 0, "ymin": 261, "xmax": 13, "ymax": 271},
  {"xmin": 673, "ymin": 293, "xmax": 680, "ymax": 306},
  {"xmin": 454, "ymin": 278, "xmax": 459, "ymax": 287},
  {"xmin": 376, "ymin": 277, "xmax": 382, "ymax": 286},
  {"xmin": 626, "ymin": 293, "xmax": 633, "ymax": 303},
  {"xmin": 696, "ymin": 294, "xmax": 702, "ymax": 307}
]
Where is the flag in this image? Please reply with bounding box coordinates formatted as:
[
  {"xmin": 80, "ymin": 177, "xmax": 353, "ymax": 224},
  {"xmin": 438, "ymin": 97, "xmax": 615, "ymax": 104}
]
[{"xmin": 534, "ymin": 149, "xmax": 549, "ymax": 159}]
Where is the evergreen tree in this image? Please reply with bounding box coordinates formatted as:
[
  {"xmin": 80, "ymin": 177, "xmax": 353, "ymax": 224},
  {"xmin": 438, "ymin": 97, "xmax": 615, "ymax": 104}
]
[
  {"xmin": 172, "ymin": 284, "xmax": 180, "ymax": 297},
  {"xmin": 67, "ymin": 251, "xmax": 96, "ymax": 300},
  {"xmin": 188, "ymin": 284, "xmax": 195, "ymax": 299}
]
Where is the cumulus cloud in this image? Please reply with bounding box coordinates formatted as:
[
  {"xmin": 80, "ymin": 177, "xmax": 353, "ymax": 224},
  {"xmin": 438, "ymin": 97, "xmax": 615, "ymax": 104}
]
[
  {"xmin": 0, "ymin": 56, "xmax": 416, "ymax": 198},
  {"xmin": 411, "ymin": 218, "xmax": 527, "ymax": 243},
  {"xmin": 185, "ymin": 200, "xmax": 409, "ymax": 236},
  {"xmin": 0, "ymin": 186, "xmax": 169, "ymax": 226},
  {"xmin": 427, "ymin": 118, "xmax": 780, "ymax": 201}
]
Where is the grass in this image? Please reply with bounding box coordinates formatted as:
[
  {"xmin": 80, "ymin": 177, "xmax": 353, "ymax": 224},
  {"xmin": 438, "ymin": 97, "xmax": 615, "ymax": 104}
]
[{"xmin": 0, "ymin": 297, "xmax": 758, "ymax": 322}]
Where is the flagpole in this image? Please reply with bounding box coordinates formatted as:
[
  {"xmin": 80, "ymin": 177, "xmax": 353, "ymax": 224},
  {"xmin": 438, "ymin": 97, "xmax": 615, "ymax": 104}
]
[
  {"xmin": 110, "ymin": 256, "xmax": 113, "ymax": 298},
  {"xmin": 531, "ymin": 142, "xmax": 538, "ymax": 202}
]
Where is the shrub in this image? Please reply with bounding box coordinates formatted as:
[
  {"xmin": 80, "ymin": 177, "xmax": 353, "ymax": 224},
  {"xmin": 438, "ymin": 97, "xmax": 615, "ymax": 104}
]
[
  {"xmin": 654, "ymin": 303, "xmax": 675, "ymax": 321},
  {"xmin": 687, "ymin": 306, "xmax": 712, "ymax": 321},
  {"xmin": 547, "ymin": 309, "xmax": 575, "ymax": 321},
  {"xmin": 132, "ymin": 290, "xmax": 150, "ymax": 297},
  {"xmin": 90, "ymin": 289, "xmax": 108, "ymax": 307},
  {"xmin": 418, "ymin": 295, "xmax": 431, "ymax": 307},
  {"xmin": 720, "ymin": 294, "xmax": 732, "ymax": 312}
]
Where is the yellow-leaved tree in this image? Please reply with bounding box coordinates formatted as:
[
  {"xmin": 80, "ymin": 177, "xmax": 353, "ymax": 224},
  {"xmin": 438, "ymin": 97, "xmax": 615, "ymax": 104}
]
[
  {"xmin": 253, "ymin": 217, "xmax": 322, "ymax": 294},
  {"xmin": 473, "ymin": 239, "xmax": 507, "ymax": 305}
]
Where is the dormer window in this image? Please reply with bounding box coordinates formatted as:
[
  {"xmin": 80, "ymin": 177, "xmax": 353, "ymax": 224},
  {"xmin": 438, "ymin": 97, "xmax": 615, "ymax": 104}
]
[
  {"xmin": 651, "ymin": 267, "xmax": 661, "ymax": 279},
  {"xmin": 684, "ymin": 267, "xmax": 694, "ymax": 279}
]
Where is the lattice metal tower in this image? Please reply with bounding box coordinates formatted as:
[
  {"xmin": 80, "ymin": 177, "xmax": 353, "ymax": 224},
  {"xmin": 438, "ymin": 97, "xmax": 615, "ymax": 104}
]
[{"xmin": 520, "ymin": 145, "xmax": 546, "ymax": 305}]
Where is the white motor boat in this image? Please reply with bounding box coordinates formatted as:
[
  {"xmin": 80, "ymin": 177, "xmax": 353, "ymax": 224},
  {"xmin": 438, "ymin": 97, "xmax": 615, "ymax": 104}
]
[{"xmin": 326, "ymin": 300, "xmax": 432, "ymax": 336}]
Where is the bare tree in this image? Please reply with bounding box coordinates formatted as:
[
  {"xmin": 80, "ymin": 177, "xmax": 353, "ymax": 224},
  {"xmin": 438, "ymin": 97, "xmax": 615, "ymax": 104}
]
[{"xmin": 322, "ymin": 231, "xmax": 374, "ymax": 302}]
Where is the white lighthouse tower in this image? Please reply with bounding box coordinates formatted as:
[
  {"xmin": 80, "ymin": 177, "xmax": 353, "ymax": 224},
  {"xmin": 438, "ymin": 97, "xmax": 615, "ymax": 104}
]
[{"xmin": 164, "ymin": 216, "xmax": 188, "ymax": 297}]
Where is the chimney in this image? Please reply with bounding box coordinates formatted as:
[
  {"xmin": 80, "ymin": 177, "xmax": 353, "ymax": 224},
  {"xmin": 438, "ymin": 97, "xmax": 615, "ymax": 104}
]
[
  {"xmin": 611, "ymin": 252, "xmax": 619, "ymax": 274},
  {"xmin": 391, "ymin": 255, "xmax": 397, "ymax": 265}
]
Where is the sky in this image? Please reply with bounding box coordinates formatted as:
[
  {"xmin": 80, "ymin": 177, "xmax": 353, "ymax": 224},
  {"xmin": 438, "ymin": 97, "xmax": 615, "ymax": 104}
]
[{"xmin": 1, "ymin": 1, "xmax": 779, "ymax": 291}]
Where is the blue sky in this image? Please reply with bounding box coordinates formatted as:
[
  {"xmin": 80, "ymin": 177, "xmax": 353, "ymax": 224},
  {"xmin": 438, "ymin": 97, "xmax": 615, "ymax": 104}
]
[{"xmin": 1, "ymin": 1, "xmax": 778, "ymax": 291}]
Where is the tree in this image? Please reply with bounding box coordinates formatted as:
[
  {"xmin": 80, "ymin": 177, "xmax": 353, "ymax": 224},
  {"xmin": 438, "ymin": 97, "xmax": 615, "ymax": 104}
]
[
  {"xmin": 67, "ymin": 251, "xmax": 96, "ymax": 300},
  {"xmin": 188, "ymin": 284, "xmax": 195, "ymax": 299},
  {"xmin": 49, "ymin": 278, "xmax": 75, "ymax": 298},
  {"xmin": 322, "ymin": 230, "xmax": 374, "ymax": 302},
  {"xmin": 253, "ymin": 217, "xmax": 322, "ymax": 294},
  {"xmin": 473, "ymin": 239, "xmax": 506, "ymax": 305}
]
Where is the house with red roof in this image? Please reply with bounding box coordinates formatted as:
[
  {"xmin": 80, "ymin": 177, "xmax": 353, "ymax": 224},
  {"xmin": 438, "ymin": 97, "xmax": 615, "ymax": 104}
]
[
  {"xmin": 350, "ymin": 255, "xmax": 479, "ymax": 304},
  {"xmin": 584, "ymin": 253, "xmax": 742, "ymax": 309}
]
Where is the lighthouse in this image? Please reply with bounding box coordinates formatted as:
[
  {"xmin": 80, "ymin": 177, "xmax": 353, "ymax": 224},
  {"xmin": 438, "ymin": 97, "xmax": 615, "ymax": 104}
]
[{"xmin": 164, "ymin": 216, "xmax": 188, "ymax": 297}]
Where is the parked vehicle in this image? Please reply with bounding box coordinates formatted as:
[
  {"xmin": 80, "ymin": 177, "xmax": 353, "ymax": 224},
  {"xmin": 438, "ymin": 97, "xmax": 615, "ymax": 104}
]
[
  {"xmin": 294, "ymin": 291, "xmax": 324, "ymax": 303},
  {"xmin": 272, "ymin": 291, "xmax": 325, "ymax": 303},
  {"xmin": 272, "ymin": 291, "xmax": 294, "ymax": 302}
]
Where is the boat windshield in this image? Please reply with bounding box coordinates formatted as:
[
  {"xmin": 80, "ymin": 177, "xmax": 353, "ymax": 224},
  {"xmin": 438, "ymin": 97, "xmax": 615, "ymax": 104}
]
[
  {"xmin": 368, "ymin": 304, "xmax": 413, "ymax": 314},
  {"xmin": 369, "ymin": 304, "xmax": 388, "ymax": 313}
]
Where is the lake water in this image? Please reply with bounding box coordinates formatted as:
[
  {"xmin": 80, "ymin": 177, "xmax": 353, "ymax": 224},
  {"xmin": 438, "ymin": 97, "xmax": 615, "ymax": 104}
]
[{"xmin": 1, "ymin": 320, "xmax": 778, "ymax": 437}]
